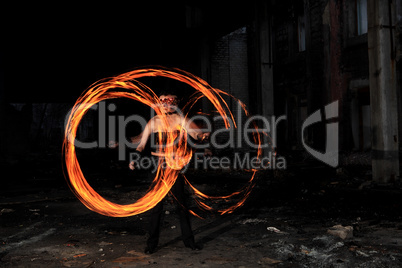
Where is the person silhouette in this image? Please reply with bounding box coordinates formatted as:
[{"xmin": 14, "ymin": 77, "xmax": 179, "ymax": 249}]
[{"xmin": 129, "ymin": 90, "xmax": 210, "ymax": 254}]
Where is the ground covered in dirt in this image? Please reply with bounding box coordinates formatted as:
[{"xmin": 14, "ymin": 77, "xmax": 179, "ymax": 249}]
[{"xmin": 1, "ymin": 151, "xmax": 402, "ymax": 267}]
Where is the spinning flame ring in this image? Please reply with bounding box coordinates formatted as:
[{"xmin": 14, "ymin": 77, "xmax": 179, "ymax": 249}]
[{"xmin": 63, "ymin": 66, "xmax": 262, "ymax": 217}]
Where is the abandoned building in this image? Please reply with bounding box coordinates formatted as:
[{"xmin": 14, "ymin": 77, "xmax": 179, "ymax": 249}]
[
  {"xmin": 2, "ymin": 0, "xmax": 401, "ymax": 181},
  {"xmin": 1, "ymin": 0, "xmax": 402, "ymax": 266}
]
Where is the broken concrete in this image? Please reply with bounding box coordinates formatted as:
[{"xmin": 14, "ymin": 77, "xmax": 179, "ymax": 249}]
[
  {"xmin": 327, "ymin": 225, "xmax": 354, "ymax": 240},
  {"xmin": 1, "ymin": 151, "xmax": 402, "ymax": 267}
]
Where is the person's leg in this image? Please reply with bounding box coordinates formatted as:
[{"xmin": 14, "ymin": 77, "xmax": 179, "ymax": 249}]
[
  {"xmin": 145, "ymin": 162, "xmax": 163, "ymax": 253},
  {"xmin": 170, "ymin": 175, "xmax": 197, "ymax": 249},
  {"xmin": 145, "ymin": 200, "xmax": 163, "ymax": 253}
]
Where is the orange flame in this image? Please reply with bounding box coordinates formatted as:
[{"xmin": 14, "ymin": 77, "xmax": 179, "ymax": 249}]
[{"xmin": 63, "ymin": 66, "xmax": 263, "ymax": 217}]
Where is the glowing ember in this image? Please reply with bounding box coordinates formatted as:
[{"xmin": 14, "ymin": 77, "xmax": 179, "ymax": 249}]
[{"xmin": 62, "ymin": 66, "xmax": 263, "ymax": 217}]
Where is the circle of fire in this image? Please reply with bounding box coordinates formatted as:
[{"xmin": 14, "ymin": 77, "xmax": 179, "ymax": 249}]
[{"xmin": 63, "ymin": 66, "xmax": 262, "ymax": 217}]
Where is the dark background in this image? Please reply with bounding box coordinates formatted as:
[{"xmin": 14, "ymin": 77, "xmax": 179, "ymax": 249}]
[
  {"xmin": 1, "ymin": 0, "xmax": 402, "ymax": 192},
  {"xmin": 1, "ymin": 2, "xmax": 402, "ymax": 266},
  {"xmin": 2, "ymin": 2, "xmax": 247, "ymax": 103},
  {"xmin": 3, "ymin": 2, "xmax": 191, "ymax": 103}
]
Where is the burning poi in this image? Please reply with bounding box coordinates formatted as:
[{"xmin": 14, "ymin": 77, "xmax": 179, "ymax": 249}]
[{"xmin": 62, "ymin": 66, "xmax": 263, "ymax": 218}]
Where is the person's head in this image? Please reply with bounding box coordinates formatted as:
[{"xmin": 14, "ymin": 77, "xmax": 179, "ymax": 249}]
[{"xmin": 158, "ymin": 89, "xmax": 180, "ymax": 114}]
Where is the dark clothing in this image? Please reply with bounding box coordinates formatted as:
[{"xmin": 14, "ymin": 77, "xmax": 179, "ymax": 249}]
[{"xmin": 146, "ymin": 157, "xmax": 195, "ymax": 249}]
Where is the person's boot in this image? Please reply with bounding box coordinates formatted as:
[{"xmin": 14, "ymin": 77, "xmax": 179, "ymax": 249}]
[{"xmin": 144, "ymin": 244, "xmax": 157, "ymax": 254}]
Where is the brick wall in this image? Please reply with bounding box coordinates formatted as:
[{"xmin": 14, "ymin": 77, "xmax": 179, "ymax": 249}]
[{"xmin": 210, "ymin": 27, "xmax": 250, "ymax": 152}]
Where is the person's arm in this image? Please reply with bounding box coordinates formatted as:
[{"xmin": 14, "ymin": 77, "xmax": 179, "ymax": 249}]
[
  {"xmin": 109, "ymin": 120, "xmax": 152, "ymax": 150},
  {"xmin": 185, "ymin": 117, "xmax": 209, "ymax": 141},
  {"xmin": 129, "ymin": 118, "xmax": 154, "ymax": 170},
  {"xmin": 136, "ymin": 119, "xmax": 153, "ymax": 152},
  {"xmin": 184, "ymin": 117, "xmax": 212, "ymax": 156}
]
